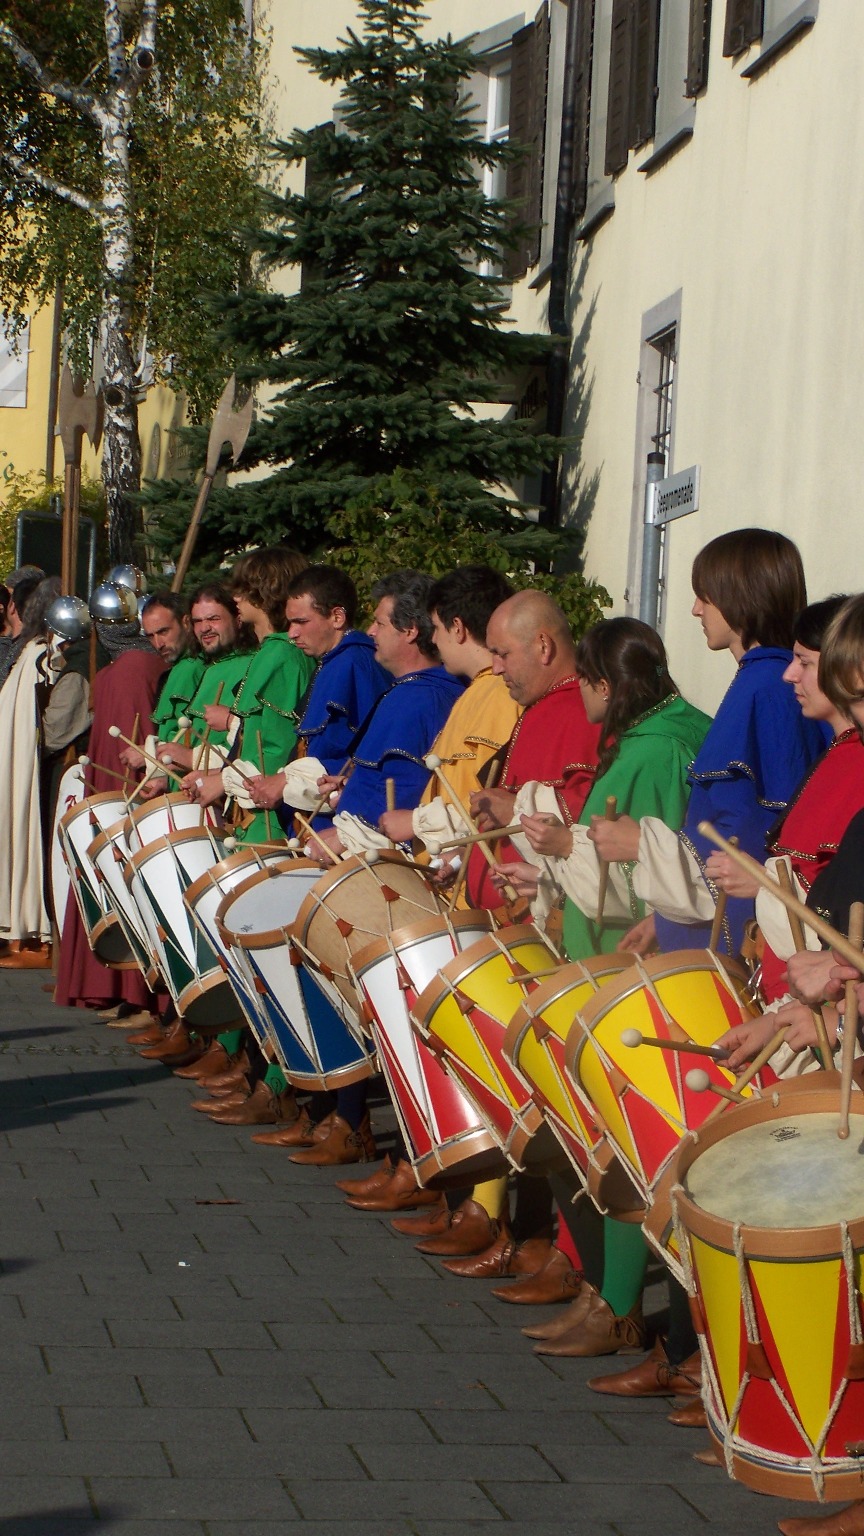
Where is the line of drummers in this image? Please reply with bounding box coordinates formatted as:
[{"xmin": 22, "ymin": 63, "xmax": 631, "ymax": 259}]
[{"xmin": 58, "ymin": 532, "xmax": 864, "ymax": 1536}]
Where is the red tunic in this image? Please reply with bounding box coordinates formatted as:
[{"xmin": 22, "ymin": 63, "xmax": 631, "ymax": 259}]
[
  {"xmin": 465, "ymin": 675, "xmax": 600, "ymax": 909},
  {"xmin": 761, "ymin": 728, "xmax": 864, "ymax": 1000},
  {"xmin": 55, "ymin": 650, "xmax": 167, "ymax": 1009}
]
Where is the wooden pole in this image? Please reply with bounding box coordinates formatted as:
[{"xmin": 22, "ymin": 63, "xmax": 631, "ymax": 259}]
[
  {"xmin": 425, "ymin": 754, "xmax": 518, "ymax": 903},
  {"xmin": 171, "ymin": 376, "xmax": 253, "ymax": 593},
  {"xmin": 776, "ymin": 859, "xmax": 833, "ymax": 1066},
  {"xmin": 839, "ymin": 902, "xmax": 864, "ymax": 1139}
]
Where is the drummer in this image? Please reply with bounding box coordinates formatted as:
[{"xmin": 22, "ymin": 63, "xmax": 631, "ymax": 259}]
[
  {"xmin": 119, "ymin": 591, "xmax": 199, "ymax": 788},
  {"xmin": 574, "ymin": 529, "xmax": 828, "ymax": 1402},
  {"xmin": 491, "ymin": 618, "xmax": 711, "ymax": 1358}
]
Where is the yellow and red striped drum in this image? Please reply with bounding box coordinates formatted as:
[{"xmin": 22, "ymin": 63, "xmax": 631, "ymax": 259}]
[
  {"xmin": 668, "ymin": 1076, "xmax": 864, "ymax": 1502},
  {"xmin": 503, "ymin": 954, "xmax": 643, "ymax": 1217},
  {"xmin": 565, "ymin": 951, "xmax": 769, "ymax": 1207},
  {"xmin": 412, "ymin": 925, "xmax": 565, "ymax": 1172}
]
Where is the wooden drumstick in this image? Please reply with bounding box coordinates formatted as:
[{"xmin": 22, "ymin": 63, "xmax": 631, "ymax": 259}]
[
  {"xmin": 685, "ymin": 1068, "xmax": 747, "ymax": 1105},
  {"xmin": 424, "ymin": 754, "xmax": 518, "ymax": 903},
  {"xmin": 775, "ymin": 859, "xmax": 832, "ymax": 1067},
  {"xmin": 194, "ymin": 682, "xmax": 224, "ymax": 773},
  {"xmin": 255, "ymin": 729, "xmax": 274, "ymax": 843},
  {"xmin": 124, "ymin": 709, "xmax": 140, "ymax": 793},
  {"xmin": 107, "ymin": 727, "xmax": 186, "ymax": 784},
  {"xmin": 445, "ymin": 753, "xmax": 503, "ymax": 913},
  {"xmin": 596, "ymin": 795, "xmax": 618, "ymax": 927},
  {"xmin": 703, "ymin": 1024, "xmax": 791, "ymax": 1125},
  {"xmin": 621, "ymin": 1028, "xmax": 729, "ymax": 1061},
  {"xmin": 78, "ymin": 754, "xmax": 128, "ymax": 786},
  {"xmin": 294, "ymin": 809, "xmax": 342, "ymax": 864},
  {"xmin": 708, "ymin": 835, "xmax": 738, "ymax": 953},
  {"xmin": 437, "ymin": 822, "xmax": 523, "ymax": 853},
  {"xmin": 697, "ymin": 822, "xmax": 864, "ymax": 977},
  {"xmin": 505, "ymin": 964, "xmax": 563, "ymax": 984},
  {"xmin": 839, "ymin": 902, "xmax": 864, "ymax": 1139}
]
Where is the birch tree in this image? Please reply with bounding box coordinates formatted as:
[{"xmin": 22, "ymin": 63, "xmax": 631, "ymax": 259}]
[{"xmin": 0, "ymin": 0, "xmax": 265, "ymax": 560}]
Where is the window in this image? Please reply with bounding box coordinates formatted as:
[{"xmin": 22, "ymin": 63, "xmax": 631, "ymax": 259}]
[
  {"xmin": 479, "ymin": 57, "xmax": 512, "ymax": 276},
  {"xmin": 625, "ymin": 294, "xmax": 681, "ymax": 629},
  {"xmin": 0, "ymin": 318, "xmax": 30, "ymax": 409}
]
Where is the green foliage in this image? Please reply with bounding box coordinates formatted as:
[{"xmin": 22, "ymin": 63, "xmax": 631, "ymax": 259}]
[
  {"xmin": 0, "ymin": 464, "xmax": 107, "ymax": 576},
  {"xmin": 0, "ymin": 0, "xmax": 268, "ymax": 420},
  {"xmin": 210, "ymin": 0, "xmax": 561, "ymax": 551},
  {"xmin": 324, "ymin": 472, "xmax": 611, "ymax": 634}
]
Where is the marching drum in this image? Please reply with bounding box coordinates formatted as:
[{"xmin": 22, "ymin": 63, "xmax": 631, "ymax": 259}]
[
  {"xmin": 293, "ymin": 852, "xmax": 443, "ymax": 1020},
  {"xmin": 503, "ymin": 955, "xmax": 643, "ymax": 1217},
  {"xmin": 125, "ymin": 792, "xmax": 216, "ymax": 854},
  {"xmin": 183, "ymin": 845, "xmax": 295, "ymax": 1025},
  {"xmin": 125, "ymin": 826, "xmax": 245, "ymax": 1028},
  {"xmin": 565, "ymin": 950, "xmax": 770, "ymax": 1210},
  {"xmin": 667, "ymin": 1076, "xmax": 864, "ymax": 1502},
  {"xmin": 88, "ymin": 819, "xmax": 159, "ymax": 985},
  {"xmin": 58, "ymin": 793, "xmax": 137, "ymax": 967},
  {"xmin": 217, "ymin": 862, "xmax": 375, "ymax": 1090},
  {"xmin": 412, "ymin": 926, "xmax": 566, "ymax": 1172},
  {"xmin": 351, "ymin": 913, "xmax": 506, "ymax": 1188}
]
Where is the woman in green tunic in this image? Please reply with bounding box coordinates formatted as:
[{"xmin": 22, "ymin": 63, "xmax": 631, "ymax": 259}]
[{"xmin": 501, "ymin": 618, "xmax": 711, "ymax": 1356}]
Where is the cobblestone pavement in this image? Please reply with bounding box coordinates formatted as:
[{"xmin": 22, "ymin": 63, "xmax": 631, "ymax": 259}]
[{"xmin": 0, "ymin": 969, "xmax": 817, "ymax": 1535}]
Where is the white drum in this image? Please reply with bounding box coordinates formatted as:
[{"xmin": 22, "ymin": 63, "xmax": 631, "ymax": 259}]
[
  {"xmin": 125, "ymin": 792, "xmax": 217, "ymax": 855},
  {"xmin": 183, "ymin": 846, "xmax": 298, "ymax": 1026},
  {"xmin": 59, "ymin": 792, "xmax": 137, "ymax": 966}
]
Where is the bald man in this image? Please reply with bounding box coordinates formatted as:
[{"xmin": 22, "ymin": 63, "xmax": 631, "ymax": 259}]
[{"xmin": 464, "ymin": 590, "xmax": 601, "ymax": 910}]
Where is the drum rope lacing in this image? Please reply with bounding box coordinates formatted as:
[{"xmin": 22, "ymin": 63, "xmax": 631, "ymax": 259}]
[{"xmin": 673, "ymin": 1184, "xmax": 864, "ymax": 1500}]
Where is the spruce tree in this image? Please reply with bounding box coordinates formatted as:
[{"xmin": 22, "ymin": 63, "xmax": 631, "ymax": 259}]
[{"xmin": 192, "ymin": 0, "xmax": 559, "ymax": 553}]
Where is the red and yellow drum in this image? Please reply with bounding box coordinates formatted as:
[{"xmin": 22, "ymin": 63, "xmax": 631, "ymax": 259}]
[
  {"xmin": 503, "ymin": 954, "xmax": 643, "ymax": 1216},
  {"xmin": 411, "ymin": 925, "xmax": 565, "ymax": 1172},
  {"xmin": 565, "ymin": 950, "xmax": 769, "ymax": 1206},
  {"xmin": 668, "ymin": 1076, "xmax": 864, "ymax": 1502}
]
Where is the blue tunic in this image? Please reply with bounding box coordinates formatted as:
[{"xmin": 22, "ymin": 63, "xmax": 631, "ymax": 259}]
[
  {"xmin": 337, "ymin": 666, "xmax": 464, "ymax": 830},
  {"xmin": 298, "ymin": 631, "xmax": 390, "ymax": 773},
  {"xmin": 655, "ymin": 647, "xmax": 830, "ymax": 956}
]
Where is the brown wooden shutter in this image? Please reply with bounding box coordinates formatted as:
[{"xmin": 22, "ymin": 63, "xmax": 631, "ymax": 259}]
[
  {"xmin": 629, "ymin": 0, "xmax": 660, "ymax": 148},
  {"xmin": 605, "ymin": 0, "xmax": 633, "ymax": 177},
  {"xmin": 504, "ymin": 5, "xmax": 549, "ymax": 280},
  {"xmin": 685, "ymin": 0, "xmax": 712, "ymax": 95},
  {"xmin": 571, "ymin": 0, "xmax": 597, "ymax": 218},
  {"xmin": 723, "ymin": 0, "xmax": 763, "ymax": 56}
]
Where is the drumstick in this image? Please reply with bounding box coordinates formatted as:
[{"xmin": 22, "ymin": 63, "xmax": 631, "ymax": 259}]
[
  {"xmin": 702, "ymin": 1024, "xmax": 790, "ymax": 1125},
  {"xmin": 506, "ymin": 964, "xmax": 563, "ymax": 984},
  {"xmin": 697, "ymin": 822, "xmax": 864, "ymax": 976},
  {"xmin": 684, "ymin": 1068, "xmax": 747, "ymax": 1105},
  {"xmin": 255, "ymin": 730, "xmax": 274, "ymax": 843},
  {"xmin": 424, "ymin": 754, "xmax": 518, "ymax": 903},
  {"xmin": 437, "ymin": 822, "xmax": 523, "ymax": 853},
  {"xmin": 77, "ymin": 754, "xmax": 128, "ymax": 786},
  {"xmin": 839, "ymin": 902, "xmax": 864, "ymax": 1139},
  {"xmin": 124, "ymin": 710, "xmax": 140, "ymax": 793},
  {"xmin": 774, "ymin": 860, "xmax": 833, "ymax": 1067},
  {"xmin": 107, "ymin": 727, "xmax": 186, "ymax": 784},
  {"xmin": 621, "ymin": 1028, "xmax": 730, "ymax": 1061},
  {"xmin": 194, "ymin": 683, "xmax": 224, "ymax": 772},
  {"xmin": 596, "ymin": 795, "xmax": 618, "ymax": 926},
  {"xmin": 445, "ymin": 754, "xmax": 503, "ymax": 913},
  {"xmin": 708, "ymin": 835, "xmax": 738, "ymax": 953},
  {"xmin": 294, "ymin": 809, "xmax": 342, "ymax": 864}
]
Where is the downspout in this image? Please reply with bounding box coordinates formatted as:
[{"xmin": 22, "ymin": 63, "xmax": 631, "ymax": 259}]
[
  {"xmin": 538, "ymin": 0, "xmax": 581, "ymax": 529},
  {"xmin": 45, "ymin": 279, "xmax": 64, "ymax": 482}
]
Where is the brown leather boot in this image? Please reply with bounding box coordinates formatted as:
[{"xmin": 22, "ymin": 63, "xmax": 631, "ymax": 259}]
[
  {"xmin": 204, "ymin": 1081, "xmax": 297, "ymax": 1126},
  {"xmin": 0, "ymin": 939, "xmax": 52, "ymax": 969},
  {"xmin": 587, "ymin": 1340, "xmax": 702, "ymax": 1396},
  {"xmin": 138, "ymin": 1023, "xmax": 202, "ymax": 1064},
  {"xmin": 288, "ymin": 1114, "xmax": 376, "ymax": 1166},
  {"xmin": 190, "ymin": 1086, "xmax": 251, "ymax": 1114},
  {"xmin": 126, "ymin": 1022, "xmax": 166, "ymax": 1046},
  {"xmin": 778, "ymin": 1502, "xmax": 864, "ymax": 1536},
  {"xmin": 251, "ymin": 1108, "xmax": 315, "ymax": 1147},
  {"xmin": 491, "ymin": 1246, "xmax": 583, "ymax": 1304},
  {"xmin": 173, "ymin": 1042, "xmax": 232, "ymax": 1080},
  {"xmin": 391, "ymin": 1198, "xmax": 449, "ymax": 1237},
  {"xmin": 441, "ymin": 1234, "xmax": 551, "ymax": 1280},
  {"xmin": 334, "ymin": 1155, "xmax": 393, "ymax": 1196},
  {"xmin": 668, "ymin": 1399, "xmax": 707, "ymax": 1428},
  {"xmin": 416, "ymin": 1198, "xmax": 500, "ymax": 1257},
  {"xmin": 532, "ymin": 1288, "xmax": 645, "ymax": 1357},
  {"xmin": 345, "ymin": 1159, "xmax": 440, "ymax": 1212},
  {"xmin": 522, "ymin": 1285, "xmax": 596, "ymax": 1340}
]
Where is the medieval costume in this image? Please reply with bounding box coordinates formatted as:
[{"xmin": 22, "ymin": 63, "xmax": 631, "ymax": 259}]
[
  {"xmin": 220, "ymin": 632, "xmax": 314, "ymax": 845},
  {"xmin": 410, "ymin": 669, "xmax": 522, "ymax": 847},
  {"xmin": 0, "ymin": 638, "xmax": 52, "ymax": 945},
  {"xmin": 278, "ymin": 631, "xmax": 389, "ymax": 826}
]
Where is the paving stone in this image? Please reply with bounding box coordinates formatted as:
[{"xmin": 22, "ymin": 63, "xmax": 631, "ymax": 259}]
[
  {"xmin": 243, "ymin": 1407, "xmax": 437, "ymax": 1446},
  {"xmin": 88, "ymin": 1477, "xmax": 298, "ymax": 1519}
]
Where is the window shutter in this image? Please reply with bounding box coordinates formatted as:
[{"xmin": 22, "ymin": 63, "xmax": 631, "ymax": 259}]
[
  {"xmin": 604, "ymin": 0, "xmax": 633, "ymax": 177},
  {"xmin": 504, "ymin": 6, "xmax": 549, "ymax": 280},
  {"xmin": 723, "ymin": 0, "xmax": 763, "ymax": 56},
  {"xmin": 571, "ymin": 0, "xmax": 596, "ymax": 218},
  {"xmin": 685, "ymin": 0, "xmax": 712, "ymax": 96},
  {"xmin": 628, "ymin": 0, "xmax": 660, "ymax": 149}
]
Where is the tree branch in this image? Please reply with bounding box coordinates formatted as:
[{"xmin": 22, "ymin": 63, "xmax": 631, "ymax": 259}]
[
  {"xmin": 0, "ymin": 149, "xmax": 101, "ymax": 217},
  {"xmin": 103, "ymin": 0, "xmax": 126, "ymax": 78},
  {"xmin": 0, "ymin": 24, "xmax": 101, "ymax": 124}
]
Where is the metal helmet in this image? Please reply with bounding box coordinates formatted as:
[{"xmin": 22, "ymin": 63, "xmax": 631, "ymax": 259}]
[
  {"xmin": 88, "ymin": 580, "xmax": 139, "ymax": 626},
  {"xmin": 46, "ymin": 594, "xmax": 91, "ymax": 644},
  {"xmin": 137, "ymin": 592, "xmax": 152, "ymax": 622},
  {"xmin": 106, "ymin": 563, "xmax": 146, "ymax": 595}
]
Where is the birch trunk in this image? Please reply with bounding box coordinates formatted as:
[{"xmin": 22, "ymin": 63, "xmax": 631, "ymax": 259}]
[{"xmin": 99, "ymin": 100, "xmax": 142, "ymax": 564}]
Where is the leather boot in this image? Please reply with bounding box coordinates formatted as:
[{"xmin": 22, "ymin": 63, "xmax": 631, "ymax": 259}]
[
  {"xmin": 778, "ymin": 1502, "xmax": 864, "ymax": 1536},
  {"xmin": 416, "ymin": 1198, "xmax": 500, "ymax": 1257},
  {"xmin": 0, "ymin": 939, "xmax": 52, "ymax": 968},
  {"xmin": 205, "ymin": 1081, "xmax": 297, "ymax": 1126},
  {"xmin": 138, "ymin": 1023, "xmax": 201, "ymax": 1064},
  {"xmin": 532, "ymin": 1289, "xmax": 645, "ymax": 1357},
  {"xmin": 250, "ymin": 1109, "xmax": 336, "ymax": 1148},
  {"xmin": 126, "ymin": 1022, "xmax": 166, "ymax": 1046},
  {"xmin": 345, "ymin": 1159, "xmax": 440, "ymax": 1212},
  {"xmin": 491, "ymin": 1246, "xmax": 583, "ymax": 1304},
  {"xmin": 391, "ymin": 1199, "xmax": 449, "ymax": 1237},
  {"xmin": 522, "ymin": 1286, "xmax": 595, "ymax": 1340},
  {"xmin": 587, "ymin": 1340, "xmax": 702, "ymax": 1397},
  {"xmin": 334, "ymin": 1155, "xmax": 393, "ymax": 1197},
  {"xmin": 190, "ymin": 1086, "xmax": 251, "ymax": 1114},
  {"xmin": 668, "ymin": 1399, "xmax": 707, "ymax": 1428},
  {"xmin": 173, "ymin": 1042, "xmax": 232, "ymax": 1080},
  {"xmin": 441, "ymin": 1234, "xmax": 551, "ymax": 1280},
  {"xmin": 288, "ymin": 1113, "xmax": 376, "ymax": 1166},
  {"xmin": 200, "ymin": 1061, "xmax": 252, "ymax": 1093},
  {"xmin": 105, "ymin": 1009, "xmax": 157, "ymax": 1029}
]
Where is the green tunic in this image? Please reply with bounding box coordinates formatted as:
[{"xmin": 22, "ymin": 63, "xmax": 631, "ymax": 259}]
[
  {"xmin": 152, "ymin": 654, "xmax": 207, "ymax": 741},
  {"xmin": 185, "ymin": 650, "xmax": 253, "ymax": 753},
  {"xmin": 230, "ymin": 632, "xmax": 315, "ymax": 845},
  {"xmin": 561, "ymin": 693, "xmax": 712, "ymax": 961}
]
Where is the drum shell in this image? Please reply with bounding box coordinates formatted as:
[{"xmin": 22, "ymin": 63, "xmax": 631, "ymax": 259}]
[
  {"xmin": 218, "ymin": 861, "xmax": 375, "ymax": 1090},
  {"xmin": 412, "ymin": 925, "xmax": 568, "ymax": 1174},
  {"xmin": 663, "ymin": 1075, "xmax": 864, "ymax": 1502},
  {"xmin": 351, "ymin": 914, "xmax": 506, "ymax": 1189},
  {"xmin": 89, "ymin": 820, "xmax": 159, "ymax": 986},
  {"xmin": 59, "ymin": 793, "xmax": 136, "ymax": 965},
  {"xmin": 503, "ymin": 954, "xmax": 644, "ymax": 1219},
  {"xmin": 564, "ymin": 950, "xmax": 770, "ymax": 1207},
  {"xmin": 125, "ymin": 793, "xmax": 217, "ymax": 854},
  {"xmin": 184, "ymin": 845, "xmax": 297, "ymax": 1028},
  {"xmin": 292, "ymin": 852, "xmax": 442, "ymax": 1019}
]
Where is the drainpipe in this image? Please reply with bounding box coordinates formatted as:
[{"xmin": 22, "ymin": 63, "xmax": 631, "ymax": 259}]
[
  {"xmin": 638, "ymin": 451, "xmax": 666, "ymax": 626},
  {"xmin": 45, "ymin": 280, "xmax": 64, "ymax": 482},
  {"xmin": 538, "ymin": 0, "xmax": 581, "ymax": 530}
]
